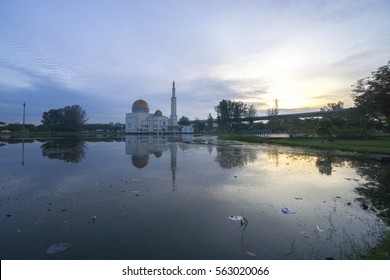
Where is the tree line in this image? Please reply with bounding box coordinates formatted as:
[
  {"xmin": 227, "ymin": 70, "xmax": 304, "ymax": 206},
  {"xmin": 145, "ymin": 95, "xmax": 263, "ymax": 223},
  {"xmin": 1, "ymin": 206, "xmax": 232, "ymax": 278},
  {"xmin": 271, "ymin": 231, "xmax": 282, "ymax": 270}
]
[
  {"xmin": 183, "ymin": 60, "xmax": 389, "ymax": 136},
  {"xmin": 2, "ymin": 60, "xmax": 389, "ymax": 136},
  {"xmin": 1, "ymin": 104, "xmax": 123, "ymax": 133}
]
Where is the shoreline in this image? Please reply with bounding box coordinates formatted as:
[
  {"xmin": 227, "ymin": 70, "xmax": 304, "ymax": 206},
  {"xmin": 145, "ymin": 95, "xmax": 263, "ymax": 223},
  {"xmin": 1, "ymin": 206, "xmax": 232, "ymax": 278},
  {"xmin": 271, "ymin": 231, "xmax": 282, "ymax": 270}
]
[{"xmin": 218, "ymin": 134, "xmax": 390, "ymax": 156}]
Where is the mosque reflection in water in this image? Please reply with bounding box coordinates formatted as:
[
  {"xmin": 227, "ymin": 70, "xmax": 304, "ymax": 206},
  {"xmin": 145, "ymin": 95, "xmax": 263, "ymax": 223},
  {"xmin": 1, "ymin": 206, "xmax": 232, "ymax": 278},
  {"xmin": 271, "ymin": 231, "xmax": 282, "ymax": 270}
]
[{"xmin": 125, "ymin": 135, "xmax": 190, "ymax": 190}]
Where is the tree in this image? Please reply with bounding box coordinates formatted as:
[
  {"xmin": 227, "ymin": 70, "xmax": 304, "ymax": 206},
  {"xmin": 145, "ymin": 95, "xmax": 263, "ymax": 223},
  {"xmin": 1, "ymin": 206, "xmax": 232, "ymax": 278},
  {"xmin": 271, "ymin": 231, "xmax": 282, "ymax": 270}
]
[
  {"xmin": 266, "ymin": 99, "xmax": 281, "ymax": 132},
  {"xmin": 178, "ymin": 116, "xmax": 190, "ymax": 125},
  {"xmin": 214, "ymin": 99, "xmax": 256, "ymax": 132},
  {"xmin": 320, "ymin": 101, "xmax": 344, "ymax": 111},
  {"xmin": 42, "ymin": 105, "xmax": 88, "ymax": 132},
  {"xmin": 215, "ymin": 99, "xmax": 235, "ymax": 132},
  {"xmin": 266, "ymin": 99, "xmax": 279, "ymax": 116},
  {"xmin": 193, "ymin": 118, "xmax": 205, "ymax": 133},
  {"xmin": 246, "ymin": 104, "xmax": 257, "ymax": 118},
  {"xmin": 316, "ymin": 118, "xmax": 333, "ymax": 143},
  {"xmin": 351, "ymin": 61, "xmax": 390, "ymax": 129},
  {"xmin": 207, "ymin": 113, "xmax": 214, "ymax": 132}
]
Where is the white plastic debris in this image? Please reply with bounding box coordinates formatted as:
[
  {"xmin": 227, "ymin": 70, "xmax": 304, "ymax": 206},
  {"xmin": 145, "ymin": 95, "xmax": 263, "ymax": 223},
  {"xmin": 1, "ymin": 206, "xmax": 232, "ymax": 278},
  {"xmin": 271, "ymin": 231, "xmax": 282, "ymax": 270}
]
[
  {"xmin": 316, "ymin": 225, "xmax": 324, "ymax": 232},
  {"xmin": 228, "ymin": 215, "xmax": 244, "ymax": 222}
]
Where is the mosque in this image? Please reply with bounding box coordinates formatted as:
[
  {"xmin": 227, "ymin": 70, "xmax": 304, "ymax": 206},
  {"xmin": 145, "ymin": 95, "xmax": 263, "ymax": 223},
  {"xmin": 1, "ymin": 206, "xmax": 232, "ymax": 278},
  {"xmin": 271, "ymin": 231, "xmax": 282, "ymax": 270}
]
[{"xmin": 125, "ymin": 81, "xmax": 191, "ymax": 134}]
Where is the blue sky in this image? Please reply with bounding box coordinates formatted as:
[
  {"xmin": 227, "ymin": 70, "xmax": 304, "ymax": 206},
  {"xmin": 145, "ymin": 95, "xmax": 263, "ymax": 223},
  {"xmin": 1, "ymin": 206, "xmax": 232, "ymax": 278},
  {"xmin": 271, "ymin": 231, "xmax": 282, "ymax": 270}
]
[{"xmin": 1, "ymin": 0, "xmax": 389, "ymax": 124}]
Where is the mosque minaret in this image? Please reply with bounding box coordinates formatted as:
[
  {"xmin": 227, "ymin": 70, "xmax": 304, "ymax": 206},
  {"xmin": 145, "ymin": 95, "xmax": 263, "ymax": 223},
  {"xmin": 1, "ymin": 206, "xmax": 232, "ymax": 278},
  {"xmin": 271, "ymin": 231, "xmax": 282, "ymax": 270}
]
[{"xmin": 170, "ymin": 81, "xmax": 178, "ymax": 127}]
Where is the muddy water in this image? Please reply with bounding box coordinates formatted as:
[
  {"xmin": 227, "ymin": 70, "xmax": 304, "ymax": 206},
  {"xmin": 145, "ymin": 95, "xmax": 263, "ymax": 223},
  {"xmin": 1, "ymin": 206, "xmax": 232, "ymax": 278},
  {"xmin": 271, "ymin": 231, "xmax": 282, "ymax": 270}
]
[{"xmin": 0, "ymin": 135, "xmax": 389, "ymax": 259}]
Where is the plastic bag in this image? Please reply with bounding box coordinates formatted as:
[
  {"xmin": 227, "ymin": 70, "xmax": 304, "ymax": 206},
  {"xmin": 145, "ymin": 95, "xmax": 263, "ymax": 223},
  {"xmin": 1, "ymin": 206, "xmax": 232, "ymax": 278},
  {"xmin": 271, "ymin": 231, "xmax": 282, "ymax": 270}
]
[
  {"xmin": 46, "ymin": 242, "xmax": 71, "ymax": 254},
  {"xmin": 280, "ymin": 207, "xmax": 296, "ymax": 215}
]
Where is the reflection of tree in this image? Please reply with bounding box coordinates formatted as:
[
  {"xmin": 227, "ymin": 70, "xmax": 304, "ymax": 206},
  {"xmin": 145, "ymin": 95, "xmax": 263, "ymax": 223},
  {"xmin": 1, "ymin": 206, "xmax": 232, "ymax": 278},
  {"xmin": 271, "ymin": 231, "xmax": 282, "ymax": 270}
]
[
  {"xmin": 352, "ymin": 160, "xmax": 390, "ymax": 224},
  {"xmin": 267, "ymin": 147, "xmax": 280, "ymax": 167},
  {"xmin": 315, "ymin": 156, "xmax": 333, "ymax": 175},
  {"xmin": 215, "ymin": 146, "xmax": 256, "ymax": 168},
  {"xmin": 287, "ymin": 153, "xmax": 343, "ymax": 176},
  {"xmin": 41, "ymin": 139, "xmax": 87, "ymax": 163}
]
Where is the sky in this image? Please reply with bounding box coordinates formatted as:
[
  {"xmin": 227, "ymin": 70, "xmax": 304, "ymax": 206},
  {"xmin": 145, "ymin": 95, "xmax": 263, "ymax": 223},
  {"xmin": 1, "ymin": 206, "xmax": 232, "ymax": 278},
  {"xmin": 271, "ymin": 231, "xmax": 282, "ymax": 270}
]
[{"xmin": 1, "ymin": 0, "xmax": 389, "ymax": 124}]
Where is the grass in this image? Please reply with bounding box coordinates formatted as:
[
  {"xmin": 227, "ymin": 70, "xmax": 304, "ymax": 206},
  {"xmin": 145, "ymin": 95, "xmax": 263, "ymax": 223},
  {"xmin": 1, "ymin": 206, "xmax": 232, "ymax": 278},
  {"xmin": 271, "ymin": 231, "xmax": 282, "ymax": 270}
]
[
  {"xmin": 218, "ymin": 134, "xmax": 390, "ymax": 155},
  {"xmin": 361, "ymin": 232, "xmax": 390, "ymax": 259},
  {"xmin": 218, "ymin": 134, "xmax": 268, "ymax": 144}
]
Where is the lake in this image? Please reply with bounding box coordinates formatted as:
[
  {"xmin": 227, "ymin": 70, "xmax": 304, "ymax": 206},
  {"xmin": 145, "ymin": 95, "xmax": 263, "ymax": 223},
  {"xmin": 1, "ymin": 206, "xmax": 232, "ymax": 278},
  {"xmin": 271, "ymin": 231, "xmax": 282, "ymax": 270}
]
[{"xmin": 0, "ymin": 135, "xmax": 389, "ymax": 260}]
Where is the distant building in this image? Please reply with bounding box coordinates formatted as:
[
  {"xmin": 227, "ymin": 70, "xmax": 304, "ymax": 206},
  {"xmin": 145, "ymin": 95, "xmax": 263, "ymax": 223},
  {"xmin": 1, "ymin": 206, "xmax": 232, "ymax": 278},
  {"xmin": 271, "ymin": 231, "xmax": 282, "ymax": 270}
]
[
  {"xmin": 125, "ymin": 81, "xmax": 179, "ymax": 134},
  {"xmin": 181, "ymin": 126, "xmax": 194, "ymax": 134}
]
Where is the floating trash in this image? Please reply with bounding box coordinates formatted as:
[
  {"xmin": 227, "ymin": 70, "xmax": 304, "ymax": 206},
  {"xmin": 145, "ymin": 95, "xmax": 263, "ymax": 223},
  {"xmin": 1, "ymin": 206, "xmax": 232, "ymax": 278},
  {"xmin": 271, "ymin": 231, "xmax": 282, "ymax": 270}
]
[
  {"xmin": 374, "ymin": 232, "xmax": 383, "ymax": 239},
  {"xmin": 46, "ymin": 242, "xmax": 71, "ymax": 254},
  {"xmin": 316, "ymin": 225, "xmax": 324, "ymax": 232},
  {"xmin": 90, "ymin": 216, "xmax": 97, "ymax": 223},
  {"xmin": 228, "ymin": 215, "xmax": 244, "ymax": 222},
  {"xmin": 280, "ymin": 207, "xmax": 296, "ymax": 215},
  {"xmin": 34, "ymin": 220, "xmax": 45, "ymax": 225},
  {"xmin": 294, "ymin": 197, "xmax": 303, "ymax": 200},
  {"xmin": 228, "ymin": 214, "xmax": 248, "ymax": 227},
  {"xmin": 246, "ymin": 251, "xmax": 256, "ymax": 257}
]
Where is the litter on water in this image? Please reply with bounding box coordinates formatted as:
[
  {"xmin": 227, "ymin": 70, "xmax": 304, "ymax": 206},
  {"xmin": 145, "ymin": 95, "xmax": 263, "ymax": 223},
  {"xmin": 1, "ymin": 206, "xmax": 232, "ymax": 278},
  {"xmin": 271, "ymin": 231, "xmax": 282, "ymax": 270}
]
[
  {"xmin": 46, "ymin": 242, "xmax": 71, "ymax": 254},
  {"xmin": 228, "ymin": 215, "xmax": 244, "ymax": 222},
  {"xmin": 316, "ymin": 225, "xmax": 324, "ymax": 232},
  {"xmin": 280, "ymin": 207, "xmax": 296, "ymax": 215},
  {"xmin": 246, "ymin": 251, "xmax": 256, "ymax": 257},
  {"xmin": 228, "ymin": 214, "xmax": 248, "ymax": 228}
]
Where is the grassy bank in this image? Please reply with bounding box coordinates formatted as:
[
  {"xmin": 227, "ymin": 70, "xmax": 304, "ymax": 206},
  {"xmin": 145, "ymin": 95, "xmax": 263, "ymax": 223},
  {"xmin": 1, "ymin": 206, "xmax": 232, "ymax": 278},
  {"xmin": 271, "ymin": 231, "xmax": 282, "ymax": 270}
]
[
  {"xmin": 218, "ymin": 134, "xmax": 390, "ymax": 154},
  {"xmin": 361, "ymin": 232, "xmax": 390, "ymax": 259}
]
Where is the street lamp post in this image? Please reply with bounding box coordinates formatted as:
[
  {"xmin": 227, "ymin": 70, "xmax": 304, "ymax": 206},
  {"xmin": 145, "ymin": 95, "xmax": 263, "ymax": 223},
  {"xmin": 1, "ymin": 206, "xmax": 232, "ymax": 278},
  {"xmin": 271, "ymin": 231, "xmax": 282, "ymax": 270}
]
[{"xmin": 22, "ymin": 102, "xmax": 26, "ymax": 134}]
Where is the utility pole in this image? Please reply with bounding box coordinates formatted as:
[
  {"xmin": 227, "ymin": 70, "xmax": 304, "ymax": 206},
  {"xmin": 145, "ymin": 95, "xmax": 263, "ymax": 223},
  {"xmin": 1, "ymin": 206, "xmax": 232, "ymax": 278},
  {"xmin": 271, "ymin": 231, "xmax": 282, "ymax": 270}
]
[
  {"xmin": 22, "ymin": 102, "xmax": 26, "ymax": 166},
  {"xmin": 22, "ymin": 102, "xmax": 26, "ymax": 134}
]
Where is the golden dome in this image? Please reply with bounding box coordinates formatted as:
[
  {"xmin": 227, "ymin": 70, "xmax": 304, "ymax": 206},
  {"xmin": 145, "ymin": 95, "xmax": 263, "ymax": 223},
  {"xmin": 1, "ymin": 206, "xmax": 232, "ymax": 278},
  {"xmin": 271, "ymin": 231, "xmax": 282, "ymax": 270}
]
[
  {"xmin": 131, "ymin": 155, "xmax": 149, "ymax": 169},
  {"xmin": 154, "ymin": 110, "xmax": 163, "ymax": 116},
  {"xmin": 132, "ymin": 99, "xmax": 149, "ymax": 112}
]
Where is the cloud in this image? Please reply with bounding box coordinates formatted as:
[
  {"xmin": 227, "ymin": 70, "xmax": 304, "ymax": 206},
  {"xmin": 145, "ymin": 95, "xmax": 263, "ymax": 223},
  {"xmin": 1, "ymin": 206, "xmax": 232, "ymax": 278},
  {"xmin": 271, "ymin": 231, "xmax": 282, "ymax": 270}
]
[
  {"xmin": 0, "ymin": 66, "xmax": 35, "ymax": 90},
  {"xmin": 1, "ymin": 0, "xmax": 389, "ymax": 124}
]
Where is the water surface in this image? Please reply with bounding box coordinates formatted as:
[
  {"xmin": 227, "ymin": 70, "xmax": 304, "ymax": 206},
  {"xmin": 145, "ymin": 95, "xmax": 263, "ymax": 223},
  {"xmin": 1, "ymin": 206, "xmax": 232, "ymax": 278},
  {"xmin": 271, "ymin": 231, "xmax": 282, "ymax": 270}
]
[{"xmin": 0, "ymin": 136, "xmax": 389, "ymax": 259}]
